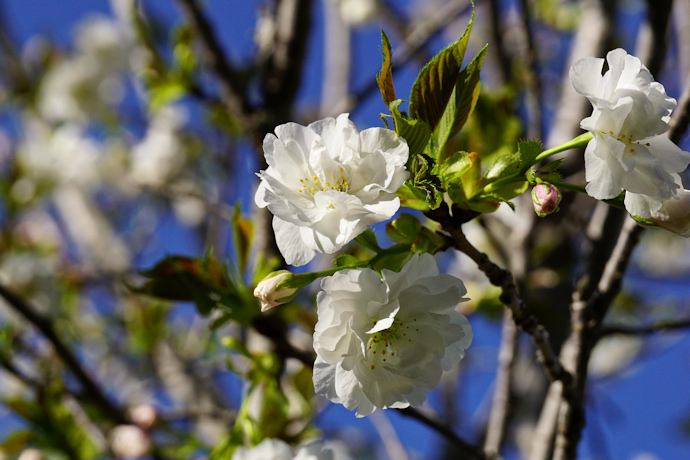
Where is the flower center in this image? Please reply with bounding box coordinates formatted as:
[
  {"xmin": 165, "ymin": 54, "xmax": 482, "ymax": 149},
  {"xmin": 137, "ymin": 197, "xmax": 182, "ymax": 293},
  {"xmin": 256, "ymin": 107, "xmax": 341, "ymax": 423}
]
[
  {"xmin": 296, "ymin": 167, "xmax": 350, "ymax": 195},
  {"xmin": 605, "ymin": 130, "xmax": 651, "ymax": 154},
  {"xmin": 365, "ymin": 317, "xmax": 418, "ymax": 370}
]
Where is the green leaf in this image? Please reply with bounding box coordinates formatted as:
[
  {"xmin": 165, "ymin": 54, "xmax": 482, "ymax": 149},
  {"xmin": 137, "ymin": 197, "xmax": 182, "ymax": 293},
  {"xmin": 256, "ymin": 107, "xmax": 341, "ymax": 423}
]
[
  {"xmin": 484, "ymin": 149, "xmax": 520, "ymax": 181},
  {"xmin": 334, "ymin": 254, "xmax": 360, "ymax": 268},
  {"xmin": 386, "ymin": 214, "xmax": 422, "ymax": 244},
  {"xmin": 389, "ymin": 100, "xmax": 432, "ymax": 158},
  {"xmin": 409, "ymin": 11, "xmax": 474, "ymax": 130},
  {"xmin": 438, "ymin": 151, "xmax": 473, "ymax": 186},
  {"xmin": 355, "ymin": 229, "xmax": 382, "ymax": 253},
  {"xmin": 411, "ymin": 153, "xmax": 443, "ymax": 210},
  {"xmin": 538, "ymin": 158, "xmax": 563, "ymax": 173},
  {"xmin": 377, "ymin": 30, "xmax": 397, "ymax": 110},
  {"xmin": 130, "ymin": 255, "xmax": 235, "ymax": 317},
  {"xmin": 396, "ymin": 182, "xmax": 431, "ymax": 211},
  {"xmin": 434, "ymin": 45, "xmax": 488, "ymax": 157},
  {"xmin": 231, "ymin": 203, "xmax": 253, "ymax": 275},
  {"xmin": 149, "ymin": 78, "xmax": 186, "ymax": 111},
  {"xmin": 370, "ymin": 250, "xmax": 414, "ymax": 273},
  {"xmin": 517, "ymin": 139, "xmax": 543, "ymax": 170}
]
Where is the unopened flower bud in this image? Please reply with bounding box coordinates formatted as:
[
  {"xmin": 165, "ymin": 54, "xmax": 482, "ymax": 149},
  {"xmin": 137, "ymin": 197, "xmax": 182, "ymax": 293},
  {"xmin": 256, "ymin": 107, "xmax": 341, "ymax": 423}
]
[
  {"xmin": 254, "ymin": 271, "xmax": 298, "ymax": 312},
  {"xmin": 532, "ymin": 183, "xmax": 561, "ymax": 217}
]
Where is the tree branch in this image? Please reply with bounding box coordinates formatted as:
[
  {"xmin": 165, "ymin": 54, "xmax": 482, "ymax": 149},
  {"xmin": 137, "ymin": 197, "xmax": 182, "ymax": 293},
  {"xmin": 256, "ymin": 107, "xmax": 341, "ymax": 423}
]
[
  {"xmin": 552, "ymin": 218, "xmax": 643, "ymax": 460},
  {"xmin": 397, "ymin": 407, "xmax": 492, "ymax": 460},
  {"xmin": 0, "ymin": 283, "xmax": 128, "ymax": 425},
  {"xmin": 175, "ymin": 0, "xmax": 259, "ymax": 139},
  {"xmin": 599, "ymin": 318, "xmax": 690, "ymax": 337},
  {"xmin": 432, "ymin": 207, "xmax": 569, "ymax": 385}
]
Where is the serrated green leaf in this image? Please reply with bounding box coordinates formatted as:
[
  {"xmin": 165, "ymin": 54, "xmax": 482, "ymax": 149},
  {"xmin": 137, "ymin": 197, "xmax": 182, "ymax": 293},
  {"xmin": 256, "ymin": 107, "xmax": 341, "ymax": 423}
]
[
  {"xmin": 518, "ymin": 139, "xmax": 543, "ymax": 169},
  {"xmin": 389, "ymin": 100, "xmax": 432, "ymax": 158},
  {"xmin": 527, "ymin": 166, "xmax": 537, "ymax": 184},
  {"xmin": 438, "ymin": 151, "xmax": 473, "ymax": 186},
  {"xmin": 539, "ymin": 158, "xmax": 563, "ymax": 173},
  {"xmin": 409, "ymin": 11, "xmax": 474, "ymax": 130},
  {"xmin": 411, "ymin": 154, "xmax": 443, "ymax": 209},
  {"xmin": 484, "ymin": 149, "xmax": 520, "ymax": 181},
  {"xmin": 434, "ymin": 45, "xmax": 487, "ymax": 158},
  {"xmin": 540, "ymin": 172, "xmax": 563, "ymax": 184},
  {"xmin": 377, "ymin": 30, "xmax": 396, "ymax": 110}
]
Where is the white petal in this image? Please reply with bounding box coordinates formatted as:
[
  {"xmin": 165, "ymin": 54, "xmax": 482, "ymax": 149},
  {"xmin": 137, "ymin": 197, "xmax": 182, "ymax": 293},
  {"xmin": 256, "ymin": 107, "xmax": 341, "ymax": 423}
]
[
  {"xmin": 584, "ymin": 139, "xmax": 623, "ymax": 199},
  {"xmin": 272, "ymin": 216, "xmax": 316, "ymax": 266},
  {"xmin": 570, "ymin": 56, "xmax": 605, "ymax": 98}
]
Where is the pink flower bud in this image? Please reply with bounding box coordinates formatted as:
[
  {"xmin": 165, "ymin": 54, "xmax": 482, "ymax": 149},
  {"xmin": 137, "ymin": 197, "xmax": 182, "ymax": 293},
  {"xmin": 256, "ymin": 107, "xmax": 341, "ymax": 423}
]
[{"xmin": 532, "ymin": 184, "xmax": 561, "ymax": 217}]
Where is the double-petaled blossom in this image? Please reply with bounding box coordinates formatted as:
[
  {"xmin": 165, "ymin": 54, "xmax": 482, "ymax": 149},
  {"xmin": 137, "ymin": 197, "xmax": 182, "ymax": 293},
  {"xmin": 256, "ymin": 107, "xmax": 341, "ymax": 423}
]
[
  {"xmin": 570, "ymin": 48, "xmax": 690, "ymax": 218},
  {"xmin": 255, "ymin": 114, "xmax": 409, "ymax": 266},
  {"xmin": 312, "ymin": 253, "xmax": 472, "ymax": 417}
]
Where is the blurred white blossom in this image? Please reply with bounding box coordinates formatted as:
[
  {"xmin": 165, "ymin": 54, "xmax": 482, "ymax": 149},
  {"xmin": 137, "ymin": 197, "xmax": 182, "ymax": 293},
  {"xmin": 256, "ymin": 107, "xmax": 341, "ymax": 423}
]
[
  {"xmin": 255, "ymin": 114, "xmax": 409, "ymax": 266},
  {"xmin": 38, "ymin": 16, "xmax": 131, "ymax": 123},
  {"xmin": 313, "ymin": 254, "xmax": 472, "ymax": 416},
  {"xmin": 337, "ymin": 0, "xmax": 378, "ymax": 25},
  {"xmin": 130, "ymin": 105, "xmax": 187, "ymax": 186},
  {"xmin": 570, "ymin": 48, "xmax": 690, "ymax": 218},
  {"xmin": 109, "ymin": 425, "xmax": 152, "ymax": 458},
  {"xmin": 17, "ymin": 120, "xmax": 101, "ymax": 188},
  {"xmin": 232, "ymin": 438, "xmax": 350, "ymax": 460}
]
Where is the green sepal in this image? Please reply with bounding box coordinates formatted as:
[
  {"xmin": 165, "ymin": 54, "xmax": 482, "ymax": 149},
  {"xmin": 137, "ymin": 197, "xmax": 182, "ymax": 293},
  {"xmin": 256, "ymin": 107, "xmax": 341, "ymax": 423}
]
[{"xmin": 630, "ymin": 214, "xmax": 656, "ymax": 226}]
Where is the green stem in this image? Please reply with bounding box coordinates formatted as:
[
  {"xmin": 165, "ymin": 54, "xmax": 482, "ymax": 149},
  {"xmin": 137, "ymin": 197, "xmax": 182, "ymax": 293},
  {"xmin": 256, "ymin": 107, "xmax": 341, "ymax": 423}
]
[
  {"xmin": 483, "ymin": 132, "xmax": 594, "ymax": 194},
  {"xmin": 532, "ymin": 132, "xmax": 593, "ymax": 163}
]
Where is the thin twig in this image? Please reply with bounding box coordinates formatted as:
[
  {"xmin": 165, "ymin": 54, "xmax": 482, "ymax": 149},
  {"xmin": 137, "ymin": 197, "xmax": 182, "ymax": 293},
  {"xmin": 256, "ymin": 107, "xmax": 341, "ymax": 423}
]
[
  {"xmin": 434, "ymin": 210, "xmax": 570, "ymax": 385},
  {"xmin": 0, "ymin": 283, "xmax": 128, "ymax": 424},
  {"xmin": 483, "ymin": 311, "xmax": 518, "ymax": 456},
  {"xmin": 552, "ymin": 218, "xmax": 643, "ymax": 460},
  {"xmin": 599, "ymin": 318, "xmax": 690, "ymax": 337},
  {"xmin": 397, "ymin": 407, "xmax": 491, "ymax": 459},
  {"xmin": 175, "ymin": 0, "xmax": 259, "ymax": 140}
]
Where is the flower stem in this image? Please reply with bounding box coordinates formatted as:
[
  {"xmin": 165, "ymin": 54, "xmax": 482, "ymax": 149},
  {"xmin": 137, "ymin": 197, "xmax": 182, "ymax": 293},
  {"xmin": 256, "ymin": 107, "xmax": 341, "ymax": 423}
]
[
  {"xmin": 532, "ymin": 132, "xmax": 593, "ymax": 163},
  {"xmin": 482, "ymin": 132, "xmax": 594, "ymax": 194}
]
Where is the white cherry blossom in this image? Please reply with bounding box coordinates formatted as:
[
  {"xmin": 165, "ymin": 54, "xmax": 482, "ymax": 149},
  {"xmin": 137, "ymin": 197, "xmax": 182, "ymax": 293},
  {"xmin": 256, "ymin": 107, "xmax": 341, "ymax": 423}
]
[
  {"xmin": 313, "ymin": 253, "xmax": 472, "ymax": 417},
  {"xmin": 570, "ymin": 48, "xmax": 690, "ymax": 218},
  {"xmin": 255, "ymin": 114, "xmax": 409, "ymax": 266},
  {"xmin": 232, "ymin": 438, "xmax": 349, "ymax": 460}
]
